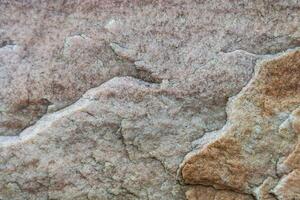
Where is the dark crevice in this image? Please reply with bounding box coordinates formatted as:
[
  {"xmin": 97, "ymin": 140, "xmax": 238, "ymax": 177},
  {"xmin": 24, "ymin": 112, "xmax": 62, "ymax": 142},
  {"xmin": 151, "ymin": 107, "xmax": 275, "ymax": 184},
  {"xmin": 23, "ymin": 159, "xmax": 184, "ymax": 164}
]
[
  {"xmin": 109, "ymin": 42, "xmax": 162, "ymax": 84},
  {"xmin": 0, "ymin": 40, "xmax": 15, "ymax": 48},
  {"xmin": 133, "ymin": 68, "xmax": 162, "ymax": 84},
  {"xmin": 269, "ymin": 192, "xmax": 280, "ymax": 200}
]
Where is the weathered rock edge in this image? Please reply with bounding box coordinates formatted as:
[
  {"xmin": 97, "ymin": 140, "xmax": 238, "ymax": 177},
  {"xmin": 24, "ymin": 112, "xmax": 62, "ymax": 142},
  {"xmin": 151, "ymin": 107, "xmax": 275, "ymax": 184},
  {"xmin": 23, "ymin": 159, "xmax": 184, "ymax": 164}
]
[
  {"xmin": 0, "ymin": 48, "xmax": 299, "ymax": 200},
  {"xmin": 180, "ymin": 48, "xmax": 300, "ymax": 200}
]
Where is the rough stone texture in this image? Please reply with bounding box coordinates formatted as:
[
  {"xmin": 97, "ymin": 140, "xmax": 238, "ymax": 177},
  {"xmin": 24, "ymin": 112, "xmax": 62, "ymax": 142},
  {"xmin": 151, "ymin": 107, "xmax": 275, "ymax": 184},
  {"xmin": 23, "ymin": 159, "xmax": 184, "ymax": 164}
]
[
  {"xmin": 181, "ymin": 49, "xmax": 300, "ymax": 199},
  {"xmin": 186, "ymin": 186, "xmax": 253, "ymax": 200},
  {"xmin": 0, "ymin": 1, "xmax": 299, "ymax": 200},
  {"xmin": 272, "ymin": 108, "xmax": 300, "ymax": 200}
]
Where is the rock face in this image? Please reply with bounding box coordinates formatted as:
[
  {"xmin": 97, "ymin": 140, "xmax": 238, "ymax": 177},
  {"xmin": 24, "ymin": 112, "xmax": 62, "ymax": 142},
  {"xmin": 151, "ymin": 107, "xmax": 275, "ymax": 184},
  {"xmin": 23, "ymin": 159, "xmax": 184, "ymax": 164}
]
[
  {"xmin": 181, "ymin": 49, "xmax": 300, "ymax": 200},
  {"xmin": 0, "ymin": 1, "xmax": 299, "ymax": 200}
]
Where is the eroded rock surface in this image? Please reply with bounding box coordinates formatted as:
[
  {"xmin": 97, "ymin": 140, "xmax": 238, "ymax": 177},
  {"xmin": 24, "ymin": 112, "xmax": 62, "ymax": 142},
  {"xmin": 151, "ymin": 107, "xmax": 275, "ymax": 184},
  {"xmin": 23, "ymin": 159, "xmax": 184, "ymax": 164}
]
[
  {"xmin": 186, "ymin": 186, "xmax": 254, "ymax": 200},
  {"xmin": 0, "ymin": 1, "xmax": 299, "ymax": 200},
  {"xmin": 181, "ymin": 49, "xmax": 300, "ymax": 199}
]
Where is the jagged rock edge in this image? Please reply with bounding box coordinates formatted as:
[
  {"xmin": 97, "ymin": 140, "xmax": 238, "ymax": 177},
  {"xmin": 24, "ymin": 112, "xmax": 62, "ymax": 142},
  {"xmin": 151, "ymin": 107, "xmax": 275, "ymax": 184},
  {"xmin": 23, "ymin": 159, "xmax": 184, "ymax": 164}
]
[
  {"xmin": 178, "ymin": 47, "xmax": 300, "ymax": 198},
  {"xmin": 0, "ymin": 76, "xmax": 159, "ymax": 147}
]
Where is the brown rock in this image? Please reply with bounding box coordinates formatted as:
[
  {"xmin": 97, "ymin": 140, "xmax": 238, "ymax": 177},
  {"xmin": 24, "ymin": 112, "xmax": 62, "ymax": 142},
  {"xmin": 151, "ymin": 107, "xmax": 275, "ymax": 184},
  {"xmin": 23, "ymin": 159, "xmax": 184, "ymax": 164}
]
[
  {"xmin": 181, "ymin": 49, "xmax": 300, "ymax": 196},
  {"xmin": 186, "ymin": 186, "xmax": 253, "ymax": 200}
]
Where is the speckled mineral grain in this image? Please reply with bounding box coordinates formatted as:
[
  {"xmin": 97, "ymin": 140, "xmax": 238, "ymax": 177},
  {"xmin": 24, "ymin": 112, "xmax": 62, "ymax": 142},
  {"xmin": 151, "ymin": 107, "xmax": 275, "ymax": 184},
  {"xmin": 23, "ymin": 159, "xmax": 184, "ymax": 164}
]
[{"xmin": 0, "ymin": 1, "xmax": 299, "ymax": 200}]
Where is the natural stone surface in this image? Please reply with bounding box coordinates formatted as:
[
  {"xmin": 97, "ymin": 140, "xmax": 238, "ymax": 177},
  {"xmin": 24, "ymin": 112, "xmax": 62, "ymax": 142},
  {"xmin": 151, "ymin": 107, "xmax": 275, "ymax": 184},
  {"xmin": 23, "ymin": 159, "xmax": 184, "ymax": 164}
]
[
  {"xmin": 181, "ymin": 49, "xmax": 300, "ymax": 198},
  {"xmin": 272, "ymin": 108, "xmax": 300, "ymax": 200},
  {"xmin": 0, "ymin": 1, "xmax": 299, "ymax": 200},
  {"xmin": 186, "ymin": 186, "xmax": 253, "ymax": 200}
]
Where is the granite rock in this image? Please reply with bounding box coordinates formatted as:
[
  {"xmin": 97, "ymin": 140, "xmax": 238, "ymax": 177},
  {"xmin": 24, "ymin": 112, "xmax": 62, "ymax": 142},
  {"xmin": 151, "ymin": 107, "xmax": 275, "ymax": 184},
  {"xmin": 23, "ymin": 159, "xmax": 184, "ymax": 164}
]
[{"xmin": 0, "ymin": 1, "xmax": 299, "ymax": 199}]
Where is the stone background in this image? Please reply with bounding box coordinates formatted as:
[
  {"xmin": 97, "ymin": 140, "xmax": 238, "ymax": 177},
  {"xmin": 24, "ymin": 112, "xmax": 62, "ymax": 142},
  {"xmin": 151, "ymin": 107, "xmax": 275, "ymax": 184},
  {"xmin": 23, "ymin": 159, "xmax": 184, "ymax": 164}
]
[{"xmin": 0, "ymin": 1, "xmax": 299, "ymax": 199}]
